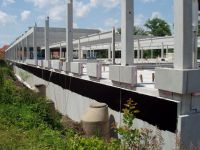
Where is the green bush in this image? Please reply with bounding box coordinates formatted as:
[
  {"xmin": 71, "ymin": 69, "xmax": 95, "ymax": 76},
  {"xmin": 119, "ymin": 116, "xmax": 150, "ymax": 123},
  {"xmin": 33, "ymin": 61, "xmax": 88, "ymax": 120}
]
[{"xmin": 0, "ymin": 60, "xmax": 116, "ymax": 150}]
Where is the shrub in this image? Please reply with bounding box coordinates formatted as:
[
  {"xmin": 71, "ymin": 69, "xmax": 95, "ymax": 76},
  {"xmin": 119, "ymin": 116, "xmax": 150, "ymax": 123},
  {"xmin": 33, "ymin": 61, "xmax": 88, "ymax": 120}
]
[{"xmin": 114, "ymin": 98, "xmax": 163, "ymax": 150}]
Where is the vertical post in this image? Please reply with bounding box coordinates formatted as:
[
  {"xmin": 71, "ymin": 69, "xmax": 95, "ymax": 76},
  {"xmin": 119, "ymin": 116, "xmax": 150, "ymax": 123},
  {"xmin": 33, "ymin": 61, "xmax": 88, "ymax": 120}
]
[
  {"xmin": 112, "ymin": 27, "xmax": 116, "ymax": 64},
  {"xmin": 33, "ymin": 27, "xmax": 37, "ymax": 61},
  {"xmin": 21, "ymin": 41, "xmax": 24, "ymax": 61},
  {"xmin": 66, "ymin": 0, "xmax": 73, "ymax": 62},
  {"xmin": 192, "ymin": 0, "xmax": 198, "ymax": 68},
  {"xmin": 26, "ymin": 37, "xmax": 29, "ymax": 59},
  {"xmin": 14, "ymin": 46, "xmax": 16, "ymax": 60},
  {"xmin": 45, "ymin": 16, "xmax": 50, "ymax": 60},
  {"xmin": 108, "ymin": 44, "xmax": 111, "ymax": 60},
  {"xmin": 166, "ymin": 45, "xmax": 169, "ymax": 55},
  {"xmin": 121, "ymin": 0, "xmax": 134, "ymax": 66},
  {"xmin": 141, "ymin": 48, "xmax": 144, "ymax": 60},
  {"xmin": 78, "ymin": 39, "xmax": 82, "ymax": 59},
  {"xmin": 137, "ymin": 39, "xmax": 140, "ymax": 60},
  {"xmin": 161, "ymin": 43, "xmax": 164, "ymax": 58},
  {"xmin": 60, "ymin": 43, "xmax": 62, "ymax": 58},
  {"xmin": 174, "ymin": 0, "xmax": 193, "ymax": 69},
  {"xmin": 151, "ymin": 49, "xmax": 153, "ymax": 59}
]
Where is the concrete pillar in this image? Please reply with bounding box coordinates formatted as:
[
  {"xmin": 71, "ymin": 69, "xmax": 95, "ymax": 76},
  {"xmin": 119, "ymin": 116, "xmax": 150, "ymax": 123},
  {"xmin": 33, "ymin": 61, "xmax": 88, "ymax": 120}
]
[
  {"xmin": 14, "ymin": 46, "xmax": 16, "ymax": 60},
  {"xmin": 166, "ymin": 45, "xmax": 169, "ymax": 55},
  {"xmin": 137, "ymin": 39, "xmax": 140, "ymax": 60},
  {"xmin": 192, "ymin": 0, "xmax": 199, "ymax": 68},
  {"xmin": 161, "ymin": 43, "xmax": 164, "ymax": 58},
  {"xmin": 33, "ymin": 27, "xmax": 37, "ymax": 60},
  {"xmin": 60, "ymin": 43, "xmax": 62, "ymax": 58},
  {"xmin": 66, "ymin": 0, "xmax": 73, "ymax": 62},
  {"xmin": 21, "ymin": 41, "xmax": 24, "ymax": 61},
  {"xmin": 26, "ymin": 37, "xmax": 30, "ymax": 59},
  {"xmin": 45, "ymin": 16, "xmax": 50, "ymax": 60},
  {"xmin": 108, "ymin": 45, "xmax": 111, "ymax": 60},
  {"xmin": 141, "ymin": 48, "xmax": 144, "ymax": 60},
  {"xmin": 121, "ymin": 0, "xmax": 134, "ymax": 66},
  {"xmin": 78, "ymin": 39, "xmax": 82, "ymax": 59},
  {"xmin": 151, "ymin": 49, "xmax": 153, "ymax": 59},
  {"xmin": 111, "ymin": 27, "xmax": 116, "ymax": 64},
  {"xmin": 174, "ymin": 0, "xmax": 193, "ymax": 69}
]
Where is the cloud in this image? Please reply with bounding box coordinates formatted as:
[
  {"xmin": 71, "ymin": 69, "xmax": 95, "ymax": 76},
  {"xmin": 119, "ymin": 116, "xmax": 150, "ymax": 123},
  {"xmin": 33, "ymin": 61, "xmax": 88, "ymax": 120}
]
[
  {"xmin": 135, "ymin": 14, "xmax": 145, "ymax": 26},
  {"xmin": 151, "ymin": 11, "xmax": 162, "ymax": 19},
  {"xmin": 105, "ymin": 18, "xmax": 119, "ymax": 27},
  {"xmin": 21, "ymin": 10, "xmax": 31, "ymax": 21},
  {"xmin": 24, "ymin": 0, "xmax": 60, "ymax": 9},
  {"xmin": 0, "ymin": 11, "xmax": 16, "ymax": 26},
  {"xmin": 48, "ymin": 5, "xmax": 65, "ymax": 21},
  {"xmin": 139, "ymin": 0, "xmax": 156, "ymax": 3},
  {"xmin": 74, "ymin": 0, "xmax": 119, "ymax": 18},
  {"xmin": 2, "ymin": 0, "xmax": 15, "ymax": 6}
]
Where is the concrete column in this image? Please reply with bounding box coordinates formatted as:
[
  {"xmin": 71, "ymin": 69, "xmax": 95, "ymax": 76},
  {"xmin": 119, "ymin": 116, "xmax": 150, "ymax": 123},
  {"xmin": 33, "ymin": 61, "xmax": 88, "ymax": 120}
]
[
  {"xmin": 192, "ymin": 0, "xmax": 198, "ymax": 68},
  {"xmin": 174, "ymin": 0, "xmax": 193, "ymax": 69},
  {"xmin": 166, "ymin": 45, "xmax": 169, "ymax": 55},
  {"xmin": 161, "ymin": 43, "xmax": 164, "ymax": 58},
  {"xmin": 14, "ymin": 46, "xmax": 16, "ymax": 60},
  {"xmin": 141, "ymin": 48, "xmax": 144, "ymax": 59},
  {"xmin": 121, "ymin": 0, "xmax": 134, "ymax": 66},
  {"xmin": 17, "ymin": 44, "xmax": 19, "ymax": 60},
  {"xmin": 66, "ymin": 0, "xmax": 73, "ymax": 62},
  {"xmin": 108, "ymin": 45, "xmax": 111, "ymax": 60},
  {"xmin": 151, "ymin": 49, "xmax": 153, "ymax": 59},
  {"xmin": 137, "ymin": 39, "xmax": 140, "ymax": 60},
  {"xmin": 111, "ymin": 27, "xmax": 116, "ymax": 64},
  {"xmin": 45, "ymin": 16, "xmax": 50, "ymax": 60},
  {"xmin": 21, "ymin": 41, "xmax": 24, "ymax": 61},
  {"xmin": 26, "ymin": 37, "xmax": 30, "ymax": 59},
  {"xmin": 78, "ymin": 39, "xmax": 82, "ymax": 59},
  {"xmin": 60, "ymin": 43, "xmax": 62, "ymax": 58},
  {"xmin": 33, "ymin": 27, "xmax": 37, "ymax": 60}
]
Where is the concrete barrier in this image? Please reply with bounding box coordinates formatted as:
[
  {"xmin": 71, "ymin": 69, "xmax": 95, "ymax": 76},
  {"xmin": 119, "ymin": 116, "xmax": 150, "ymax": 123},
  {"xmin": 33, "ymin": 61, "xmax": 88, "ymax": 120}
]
[
  {"xmin": 71, "ymin": 62, "xmax": 83, "ymax": 76},
  {"xmin": 87, "ymin": 63, "xmax": 102, "ymax": 79},
  {"xmin": 109, "ymin": 65, "xmax": 137, "ymax": 86}
]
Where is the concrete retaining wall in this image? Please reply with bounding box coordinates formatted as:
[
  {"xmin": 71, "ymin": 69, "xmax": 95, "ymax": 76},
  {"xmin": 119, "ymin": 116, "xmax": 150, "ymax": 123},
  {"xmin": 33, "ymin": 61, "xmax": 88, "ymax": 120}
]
[{"xmin": 14, "ymin": 64, "xmax": 176, "ymax": 150}]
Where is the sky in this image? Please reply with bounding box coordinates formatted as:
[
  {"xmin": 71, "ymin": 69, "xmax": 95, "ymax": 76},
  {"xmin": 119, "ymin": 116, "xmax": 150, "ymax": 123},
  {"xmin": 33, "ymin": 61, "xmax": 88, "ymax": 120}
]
[{"xmin": 0, "ymin": 0, "xmax": 173, "ymax": 47}]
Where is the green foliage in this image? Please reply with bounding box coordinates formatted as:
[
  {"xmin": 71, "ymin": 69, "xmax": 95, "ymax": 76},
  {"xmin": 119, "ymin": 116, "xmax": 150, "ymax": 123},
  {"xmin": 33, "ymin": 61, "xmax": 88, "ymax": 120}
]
[
  {"xmin": 117, "ymin": 26, "xmax": 148, "ymax": 36},
  {"xmin": 114, "ymin": 99, "xmax": 163, "ymax": 150},
  {"xmin": 134, "ymin": 26, "xmax": 148, "ymax": 36},
  {"xmin": 145, "ymin": 17, "xmax": 171, "ymax": 36},
  {"xmin": 0, "ymin": 60, "xmax": 117, "ymax": 150}
]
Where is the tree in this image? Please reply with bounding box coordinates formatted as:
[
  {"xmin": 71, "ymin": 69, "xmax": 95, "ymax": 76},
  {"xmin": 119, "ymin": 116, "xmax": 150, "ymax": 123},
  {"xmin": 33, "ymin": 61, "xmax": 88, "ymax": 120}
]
[
  {"xmin": 117, "ymin": 26, "xmax": 148, "ymax": 35},
  {"xmin": 145, "ymin": 17, "xmax": 171, "ymax": 36}
]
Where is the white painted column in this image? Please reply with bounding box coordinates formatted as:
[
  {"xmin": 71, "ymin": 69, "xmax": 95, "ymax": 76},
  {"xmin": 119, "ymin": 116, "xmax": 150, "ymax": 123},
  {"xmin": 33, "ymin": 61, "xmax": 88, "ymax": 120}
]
[
  {"xmin": 33, "ymin": 27, "xmax": 37, "ymax": 61},
  {"xmin": 45, "ymin": 16, "xmax": 50, "ymax": 60},
  {"xmin": 174, "ymin": 0, "xmax": 193, "ymax": 69},
  {"xmin": 111, "ymin": 27, "xmax": 116, "ymax": 64},
  {"xmin": 121, "ymin": 0, "xmax": 134, "ymax": 66},
  {"xmin": 66, "ymin": 0, "xmax": 73, "ymax": 62},
  {"xmin": 192, "ymin": 0, "xmax": 198, "ymax": 68}
]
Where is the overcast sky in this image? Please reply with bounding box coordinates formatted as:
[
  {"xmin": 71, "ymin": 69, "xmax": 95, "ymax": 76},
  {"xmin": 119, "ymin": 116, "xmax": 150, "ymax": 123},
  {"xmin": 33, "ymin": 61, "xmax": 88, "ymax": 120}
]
[{"xmin": 0, "ymin": 0, "xmax": 173, "ymax": 47}]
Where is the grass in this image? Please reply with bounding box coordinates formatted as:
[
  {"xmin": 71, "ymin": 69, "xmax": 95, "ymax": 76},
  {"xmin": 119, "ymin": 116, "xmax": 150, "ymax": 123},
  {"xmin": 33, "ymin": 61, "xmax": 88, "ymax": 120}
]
[{"xmin": 0, "ymin": 60, "xmax": 119, "ymax": 150}]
